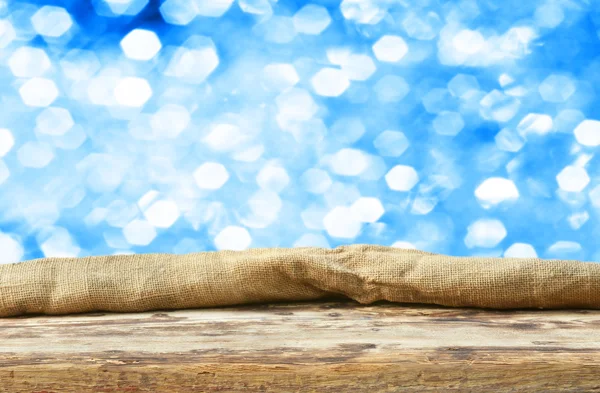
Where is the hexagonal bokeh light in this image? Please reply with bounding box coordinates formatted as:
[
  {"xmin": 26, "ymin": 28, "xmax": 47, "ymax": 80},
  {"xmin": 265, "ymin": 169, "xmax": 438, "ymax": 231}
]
[
  {"xmin": 0, "ymin": 0, "xmax": 598, "ymax": 262},
  {"xmin": 31, "ymin": 6, "xmax": 73, "ymax": 38},
  {"xmin": 120, "ymin": 29, "xmax": 162, "ymax": 60}
]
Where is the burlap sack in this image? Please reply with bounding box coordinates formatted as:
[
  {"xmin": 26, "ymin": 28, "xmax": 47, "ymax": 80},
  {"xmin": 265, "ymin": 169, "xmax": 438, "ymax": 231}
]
[{"xmin": 1, "ymin": 244, "xmax": 598, "ymax": 317}]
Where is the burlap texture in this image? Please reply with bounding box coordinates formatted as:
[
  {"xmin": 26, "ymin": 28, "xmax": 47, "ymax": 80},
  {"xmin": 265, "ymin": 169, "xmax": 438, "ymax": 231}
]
[{"xmin": 1, "ymin": 244, "xmax": 599, "ymax": 317}]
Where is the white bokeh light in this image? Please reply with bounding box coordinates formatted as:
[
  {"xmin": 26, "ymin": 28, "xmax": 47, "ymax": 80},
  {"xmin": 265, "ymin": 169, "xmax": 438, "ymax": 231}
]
[
  {"xmin": 340, "ymin": 54, "xmax": 376, "ymax": 81},
  {"xmin": 372, "ymin": 35, "xmax": 409, "ymax": 62},
  {"xmin": 504, "ymin": 243, "xmax": 538, "ymax": 258},
  {"xmin": 538, "ymin": 74, "xmax": 575, "ymax": 103},
  {"xmin": 534, "ymin": 3, "xmax": 564, "ymax": 29},
  {"xmin": 0, "ymin": 232, "xmax": 24, "ymax": 264},
  {"xmin": 479, "ymin": 90, "xmax": 520, "ymax": 123},
  {"xmin": 331, "ymin": 117, "xmax": 365, "ymax": 144},
  {"xmin": 164, "ymin": 40, "xmax": 219, "ymax": 83},
  {"xmin": 150, "ymin": 104, "xmax": 190, "ymax": 138},
  {"xmin": 256, "ymin": 165, "xmax": 290, "ymax": 193},
  {"xmin": 60, "ymin": 49, "xmax": 101, "ymax": 81},
  {"xmin": 102, "ymin": 0, "xmax": 150, "ymax": 17},
  {"xmin": 276, "ymin": 88, "xmax": 319, "ymax": 122},
  {"xmin": 262, "ymin": 63, "xmax": 299, "ymax": 91},
  {"xmin": 374, "ymin": 75, "xmax": 410, "ymax": 103},
  {"xmin": 373, "ymin": 130, "xmax": 409, "ymax": 157},
  {"xmin": 214, "ymin": 225, "xmax": 252, "ymax": 250},
  {"xmin": 113, "ymin": 77, "xmax": 152, "ymax": 107},
  {"xmin": 391, "ymin": 241, "xmax": 417, "ymax": 249},
  {"xmin": 196, "ymin": 0, "xmax": 234, "ymax": 17},
  {"xmin": 120, "ymin": 29, "xmax": 162, "ymax": 60},
  {"xmin": 159, "ymin": 0, "xmax": 197, "ymax": 25},
  {"xmin": 203, "ymin": 123, "xmax": 249, "ymax": 152},
  {"xmin": 432, "ymin": 111, "xmax": 465, "ymax": 136},
  {"xmin": 40, "ymin": 228, "xmax": 80, "ymax": 258},
  {"xmin": 547, "ymin": 241, "xmax": 582, "ymax": 258},
  {"xmin": 448, "ymin": 74, "xmax": 480, "ymax": 98},
  {"xmin": 293, "ymin": 233, "xmax": 330, "ymax": 248},
  {"xmin": 0, "ymin": 129, "xmax": 15, "ymax": 157},
  {"xmin": 300, "ymin": 168, "xmax": 332, "ymax": 194},
  {"xmin": 35, "ymin": 107, "xmax": 74, "ymax": 136},
  {"xmin": 239, "ymin": 0, "xmax": 272, "ymax": 15},
  {"xmin": 340, "ymin": 0, "xmax": 386, "ymax": 25},
  {"xmin": 19, "ymin": 78, "xmax": 59, "ymax": 107},
  {"xmin": 329, "ymin": 148, "xmax": 369, "ymax": 176},
  {"xmin": 8, "ymin": 47, "xmax": 51, "ymax": 78},
  {"xmin": 385, "ymin": 165, "xmax": 419, "ymax": 191},
  {"xmin": 31, "ymin": 6, "xmax": 73, "ymax": 38},
  {"xmin": 311, "ymin": 68, "xmax": 350, "ymax": 97},
  {"xmin": 323, "ymin": 206, "xmax": 362, "ymax": 239},
  {"xmin": 556, "ymin": 166, "xmax": 590, "ymax": 192},
  {"xmin": 475, "ymin": 177, "xmax": 519, "ymax": 206},
  {"xmin": 123, "ymin": 219, "xmax": 157, "ymax": 246},
  {"xmin": 254, "ymin": 16, "xmax": 296, "ymax": 44},
  {"xmin": 350, "ymin": 197, "xmax": 385, "ymax": 223},
  {"xmin": 452, "ymin": 29, "xmax": 485, "ymax": 55},
  {"xmin": 194, "ymin": 162, "xmax": 230, "ymax": 190},
  {"xmin": 517, "ymin": 113, "xmax": 553, "ymax": 137},
  {"xmin": 0, "ymin": 161, "xmax": 8, "ymax": 186},
  {"xmin": 17, "ymin": 141, "xmax": 54, "ymax": 168},
  {"xmin": 143, "ymin": 200, "xmax": 181, "ymax": 228},
  {"xmin": 495, "ymin": 128, "xmax": 525, "ymax": 152},
  {"xmin": 464, "ymin": 219, "xmax": 507, "ymax": 248},
  {"xmin": 574, "ymin": 120, "xmax": 600, "ymax": 147},
  {"xmin": 293, "ymin": 4, "xmax": 331, "ymax": 35},
  {"xmin": 0, "ymin": 20, "xmax": 16, "ymax": 49}
]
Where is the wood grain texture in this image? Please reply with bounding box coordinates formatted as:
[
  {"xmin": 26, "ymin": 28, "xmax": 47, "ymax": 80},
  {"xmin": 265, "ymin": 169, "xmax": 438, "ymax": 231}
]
[{"xmin": 1, "ymin": 299, "xmax": 600, "ymax": 392}]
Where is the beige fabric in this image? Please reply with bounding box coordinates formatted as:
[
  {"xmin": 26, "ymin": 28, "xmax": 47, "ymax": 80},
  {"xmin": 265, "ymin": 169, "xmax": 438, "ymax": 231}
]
[{"xmin": 1, "ymin": 244, "xmax": 599, "ymax": 317}]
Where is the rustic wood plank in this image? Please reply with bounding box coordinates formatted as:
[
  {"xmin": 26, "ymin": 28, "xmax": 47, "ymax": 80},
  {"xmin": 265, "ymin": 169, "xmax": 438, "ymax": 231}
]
[{"xmin": 1, "ymin": 299, "xmax": 600, "ymax": 392}]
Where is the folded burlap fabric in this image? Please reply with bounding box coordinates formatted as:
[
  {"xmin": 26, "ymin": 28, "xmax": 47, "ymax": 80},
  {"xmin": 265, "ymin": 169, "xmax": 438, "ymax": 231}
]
[{"xmin": 0, "ymin": 244, "xmax": 598, "ymax": 317}]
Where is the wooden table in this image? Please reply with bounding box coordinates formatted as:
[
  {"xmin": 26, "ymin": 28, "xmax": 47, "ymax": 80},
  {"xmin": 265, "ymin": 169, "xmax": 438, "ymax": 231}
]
[{"xmin": 1, "ymin": 299, "xmax": 598, "ymax": 392}]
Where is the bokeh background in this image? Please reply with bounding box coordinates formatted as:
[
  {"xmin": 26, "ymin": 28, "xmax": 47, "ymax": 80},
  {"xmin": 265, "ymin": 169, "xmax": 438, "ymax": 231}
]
[{"xmin": 0, "ymin": 0, "xmax": 598, "ymax": 262}]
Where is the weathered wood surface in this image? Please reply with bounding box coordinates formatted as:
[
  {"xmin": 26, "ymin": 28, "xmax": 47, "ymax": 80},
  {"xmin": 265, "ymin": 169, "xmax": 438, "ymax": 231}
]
[{"xmin": 1, "ymin": 299, "xmax": 600, "ymax": 392}]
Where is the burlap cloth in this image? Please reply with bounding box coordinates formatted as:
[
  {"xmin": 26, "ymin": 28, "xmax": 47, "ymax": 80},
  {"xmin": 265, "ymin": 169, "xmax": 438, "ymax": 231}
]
[{"xmin": 0, "ymin": 244, "xmax": 598, "ymax": 317}]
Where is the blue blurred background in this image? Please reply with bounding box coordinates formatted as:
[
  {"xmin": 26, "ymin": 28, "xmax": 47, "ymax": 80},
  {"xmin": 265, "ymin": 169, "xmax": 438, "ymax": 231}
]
[{"xmin": 0, "ymin": 0, "xmax": 598, "ymax": 262}]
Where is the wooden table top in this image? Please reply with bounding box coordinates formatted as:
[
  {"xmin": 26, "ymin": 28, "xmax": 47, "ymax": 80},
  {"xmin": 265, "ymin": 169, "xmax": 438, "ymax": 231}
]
[{"xmin": 1, "ymin": 299, "xmax": 599, "ymax": 392}]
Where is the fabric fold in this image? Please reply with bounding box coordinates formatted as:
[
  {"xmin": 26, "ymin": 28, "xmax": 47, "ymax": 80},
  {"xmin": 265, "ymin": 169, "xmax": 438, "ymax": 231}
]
[{"xmin": 1, "ymin": 244, "xmax": 599, "ymax": 317}]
